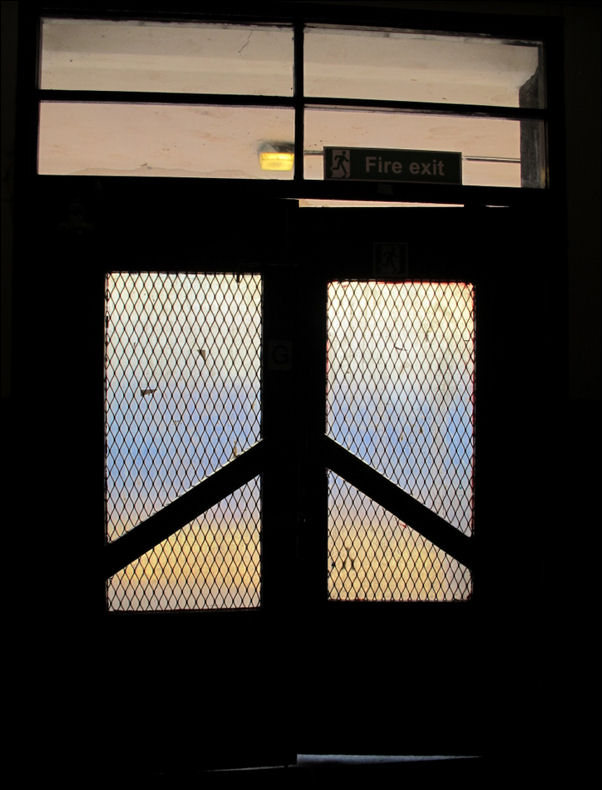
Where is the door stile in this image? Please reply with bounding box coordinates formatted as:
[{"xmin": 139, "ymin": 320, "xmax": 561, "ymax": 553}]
[
  {"xmin": 260, "ymin": 262, "xmax": 300, "ymax": 617},
  {"xmin": 295, "ymin": 265, "xmax": 330, "ymax": 617}
]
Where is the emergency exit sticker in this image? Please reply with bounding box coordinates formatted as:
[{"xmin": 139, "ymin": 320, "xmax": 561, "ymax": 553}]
[
  {"xmin": 373, "ymin": 243, "xmax": 408, "ymax": 277},
  {"xmin": 324, "ymin": 147, "xmax": 462, "ymax": 185}
]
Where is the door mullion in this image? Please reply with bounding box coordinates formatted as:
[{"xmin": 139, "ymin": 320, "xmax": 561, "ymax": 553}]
[
  {"xmin": 261, "ymin": 264, "xmax": 299, "ymax": 615},
  {"xmin": 295, "ymin": 268, "xmax": 329, "ymax": 612},
  {"xmin": 262, "ymin": 254, "xmax": 329, "ymax": 614}
]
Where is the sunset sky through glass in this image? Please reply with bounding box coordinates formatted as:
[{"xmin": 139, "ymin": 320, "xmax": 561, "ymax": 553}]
[{"xmin": 105, "ymin": 274, "xmax": 473, "ymax": 610}]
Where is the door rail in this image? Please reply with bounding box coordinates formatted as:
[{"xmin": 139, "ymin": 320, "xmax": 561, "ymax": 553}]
[
  {"xmin": 323, "ymin": 436, "xmax": 473, "ymax": 569},
  {"xmin": 104, "ymin": 441, "xmax": 264, "ymax": 579}
]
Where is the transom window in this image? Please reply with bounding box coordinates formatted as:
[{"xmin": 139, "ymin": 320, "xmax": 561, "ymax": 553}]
[{"xmin": 38, "ymin": 17, "xmax": 547, "ymax": 188}]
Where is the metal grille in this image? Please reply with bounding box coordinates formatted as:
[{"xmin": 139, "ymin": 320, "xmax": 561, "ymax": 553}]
[
  {"xmin": 107, "ymin": 478, "xmax": 261, "ymax": 611},
  {"xmin": 328, "ymin": 473, "xmax": 471, "ymax": 601},
  {"xmin": 327, "ymin": 281, "xmax": 474, "ymax": 533},
  {"xmin": 327, "ymin": 281, "xmax": 474, "ymax": 601},
  {"xmin": 105, "ymin": 272, "xmax": 262, "ymax": 540},
  {"xmin": 105, "ymin": 272, "xmax": 262, "ymax": 610}
]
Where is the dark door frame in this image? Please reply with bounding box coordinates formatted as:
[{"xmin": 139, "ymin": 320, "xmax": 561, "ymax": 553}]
[
  {"xmin": 28, "ymin": 185, "xmax": 551, "ymax": 769},
  {"xmin": 10, "ymin": 166, "xmax": 559, "ymax": 775}
]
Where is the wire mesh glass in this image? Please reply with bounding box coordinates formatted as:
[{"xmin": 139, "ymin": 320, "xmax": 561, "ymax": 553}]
[
  {"xmin": 328, "ymin": 281, "xmax": 474, "ymax": 532},
  {"xmin": 329, "ymin": 473, "xmax": 471, "ymax": 601},
  {"xmin": 107, "ymin": 478, "xmax": 261, "ymax": 611},
  {"xmin": 327, "ymin": 281, "xmax": 474, "ymax": 601},
  {"xmin": 105, "ymin": 272, "xmax": 262, "ymax": 611}
]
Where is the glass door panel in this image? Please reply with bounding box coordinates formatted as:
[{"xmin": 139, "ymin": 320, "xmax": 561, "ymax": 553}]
[
  {"xmin": 326, "ymin": 279, "xmax": 474, "ymax": 603},
  {"xmin": 327, "ymin": 281, "xmax": 475, "ymax": 531},
  {"xmin": 104, "ymin": 272, "xmax": 262, "ymax": 611}
]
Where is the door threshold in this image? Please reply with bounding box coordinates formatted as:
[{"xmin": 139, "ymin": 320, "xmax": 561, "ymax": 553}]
[{"xmin": 297, "ymin": 754, "xmax": 480, "ymax": 765}]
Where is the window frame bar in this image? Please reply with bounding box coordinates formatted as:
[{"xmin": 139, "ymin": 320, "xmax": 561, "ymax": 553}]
[{"xmin": 38, "ymin": 89, "xmax": 547, "ymax": 122}]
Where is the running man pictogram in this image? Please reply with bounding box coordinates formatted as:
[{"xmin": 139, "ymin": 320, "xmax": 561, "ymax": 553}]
[{"xmin": 329, "ymin": 148, "xmax": 351, "ymax": 179}]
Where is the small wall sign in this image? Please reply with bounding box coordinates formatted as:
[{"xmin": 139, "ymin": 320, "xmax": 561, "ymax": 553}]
[
  {"xmin": 267, "ymin": 339, "xmax": 293, "ymax": 371},
  {"xmin": 373, "ymin": 243, "xmax": 408, "ymax": 277},
  {"xmin": 324, "ymin": 147, "xmax": 462, "ymax": 185}
]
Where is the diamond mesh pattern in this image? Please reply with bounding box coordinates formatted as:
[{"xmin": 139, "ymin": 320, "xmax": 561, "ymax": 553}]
[
  {"xmin": 107, "ymin": 478, "xmax": 261, "ymax": 611},
  {"xmin": 327, "ymin": 281, "xmax": 474, "ymax": 535},
  {"xmin": 329, "ymin": 473, "xmax": 471, "ymax": 601},
  {"xmin": 105, "ymin": 272, "xmax": 262, "ymax": 542}
]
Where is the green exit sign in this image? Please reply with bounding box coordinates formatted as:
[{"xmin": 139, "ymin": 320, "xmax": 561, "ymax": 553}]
[{"xmin": 323, "ymin": 147, "xmax": 462, "ymax": 185}]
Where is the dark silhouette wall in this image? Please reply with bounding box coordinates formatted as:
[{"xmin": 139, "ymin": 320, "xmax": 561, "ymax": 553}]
[{"xmin": 2, "ymin": 1, "xmax": 599, "ymax": 783}]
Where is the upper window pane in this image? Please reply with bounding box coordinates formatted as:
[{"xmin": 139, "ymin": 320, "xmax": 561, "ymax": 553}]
[
  {"xmin": 40, "ymin": 18, "xmax": 294, "ymax": 96},
  {"xmin": 38, "ymin": 101, "xmax": 295, "ymax": 179},
  {"xmin": 305, "ymin": 26, "xmax": 544, "ymax": 108},
  {"xmin": 305, "ymin": 108, "xmax": 545, "ymax": 188}
]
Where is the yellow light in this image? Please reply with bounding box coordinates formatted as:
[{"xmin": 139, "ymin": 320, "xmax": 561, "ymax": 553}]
[{"xmin": 259, "ymin": 151, "xmax": 295, "ymax": 171}]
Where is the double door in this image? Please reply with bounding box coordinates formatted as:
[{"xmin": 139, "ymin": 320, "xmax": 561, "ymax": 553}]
[
  {"xmin": 25, "ymin": 185, "xmax": 547, "ymax": 774},
  {"xmin": 99, "ymin": 200, "xmax": 504, "ymax": 772}
]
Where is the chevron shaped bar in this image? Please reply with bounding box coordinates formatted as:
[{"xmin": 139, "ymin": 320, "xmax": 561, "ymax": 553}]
[
  {"xmin": 324, "ymin": 436, "xmax": 473, "ymax": 570},
  {"xmin": 104, "ymin": 441, "xmax": 264, "ymax": 579}
]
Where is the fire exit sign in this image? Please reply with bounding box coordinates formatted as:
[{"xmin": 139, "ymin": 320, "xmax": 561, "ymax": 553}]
[{"xmin": 324, "ymin": 147, "xmax": 462, "ymax": 185}]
